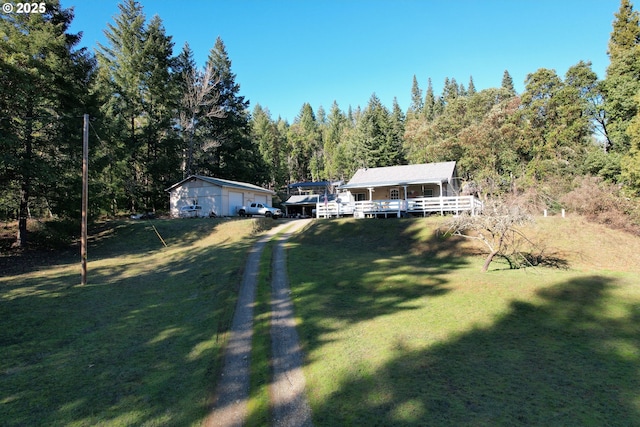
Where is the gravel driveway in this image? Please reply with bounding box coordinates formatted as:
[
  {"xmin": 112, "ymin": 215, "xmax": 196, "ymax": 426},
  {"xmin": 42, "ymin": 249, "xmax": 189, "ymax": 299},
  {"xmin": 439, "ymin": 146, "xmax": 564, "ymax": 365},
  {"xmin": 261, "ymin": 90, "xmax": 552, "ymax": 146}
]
[{"xmin": 205, "ymin": 219, "xmax": 313, "ymax": 427}]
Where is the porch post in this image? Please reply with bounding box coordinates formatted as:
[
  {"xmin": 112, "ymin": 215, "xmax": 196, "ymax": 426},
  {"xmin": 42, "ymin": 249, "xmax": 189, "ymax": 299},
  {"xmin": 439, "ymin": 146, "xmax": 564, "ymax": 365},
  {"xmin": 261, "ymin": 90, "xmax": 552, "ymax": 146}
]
[
  {"xmin": 401, "ymin": 185, "xmax": 408, "ymax": 218},
  {"xmin": 439, "ymin": 182, "xmax": 444, "ymax": 215}
]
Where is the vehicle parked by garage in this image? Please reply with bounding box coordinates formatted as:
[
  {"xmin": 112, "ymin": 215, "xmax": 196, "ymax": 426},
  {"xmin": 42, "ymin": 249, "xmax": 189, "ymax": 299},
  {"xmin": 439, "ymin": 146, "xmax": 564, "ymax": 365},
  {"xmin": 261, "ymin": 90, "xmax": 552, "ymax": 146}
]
[
  {"xmin": 179, "ymin": 205, "xmax": 203, "ymax": 218},
  {"xmin": 237, "ymin": 203, "xmax": 282, "ymax": 219}
]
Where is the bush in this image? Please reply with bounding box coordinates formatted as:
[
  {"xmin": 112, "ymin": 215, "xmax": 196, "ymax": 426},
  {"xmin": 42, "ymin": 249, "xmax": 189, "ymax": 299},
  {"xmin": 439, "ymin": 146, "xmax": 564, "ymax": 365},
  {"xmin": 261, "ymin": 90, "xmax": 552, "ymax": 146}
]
[{"xmin": 561, "ymin": 176, "xmax": 639, "ymax": 234}]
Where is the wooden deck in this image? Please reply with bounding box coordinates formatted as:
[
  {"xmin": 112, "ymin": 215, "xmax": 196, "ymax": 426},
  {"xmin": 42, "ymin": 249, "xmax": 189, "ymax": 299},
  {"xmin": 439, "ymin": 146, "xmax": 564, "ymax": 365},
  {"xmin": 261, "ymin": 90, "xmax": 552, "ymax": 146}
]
[{"xmin": 316, "ymin": 196, "xmax": 483, "ymax": 218}]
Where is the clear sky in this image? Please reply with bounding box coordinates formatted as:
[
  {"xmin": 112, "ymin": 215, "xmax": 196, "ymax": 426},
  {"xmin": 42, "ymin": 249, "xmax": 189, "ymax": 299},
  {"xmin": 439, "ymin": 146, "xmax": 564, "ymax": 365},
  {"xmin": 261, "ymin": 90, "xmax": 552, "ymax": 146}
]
[{"xmin": 63, "ymin": 0, "xmax": 621, "ymax": 123}]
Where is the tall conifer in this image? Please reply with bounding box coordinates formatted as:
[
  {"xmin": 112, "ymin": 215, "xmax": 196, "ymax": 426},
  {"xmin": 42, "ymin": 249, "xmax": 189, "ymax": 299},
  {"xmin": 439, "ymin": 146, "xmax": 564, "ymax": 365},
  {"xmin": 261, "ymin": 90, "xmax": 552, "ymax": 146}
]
[
  {"xmin": 604, "ymin": 0, "xmax": 640, "ymax": 153},
  {"xmin": 1, "ymin": 0, "xmax": 94, "ymax": 246}
]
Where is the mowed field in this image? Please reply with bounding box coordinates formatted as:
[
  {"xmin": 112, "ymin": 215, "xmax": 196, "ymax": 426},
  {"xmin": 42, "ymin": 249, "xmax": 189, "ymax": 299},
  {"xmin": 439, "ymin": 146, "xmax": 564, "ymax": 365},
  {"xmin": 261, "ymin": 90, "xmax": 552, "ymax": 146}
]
[
  {"xmin": 287, "ymin": 215, "xmax": 640, "ymax": 426},
  {"xmin": 1, "ymin": 214, "xmax": 640, "ymax": 426},
  {"xmin": 1, "ymin": 218, "xmax": 257, "ymax": 426}
]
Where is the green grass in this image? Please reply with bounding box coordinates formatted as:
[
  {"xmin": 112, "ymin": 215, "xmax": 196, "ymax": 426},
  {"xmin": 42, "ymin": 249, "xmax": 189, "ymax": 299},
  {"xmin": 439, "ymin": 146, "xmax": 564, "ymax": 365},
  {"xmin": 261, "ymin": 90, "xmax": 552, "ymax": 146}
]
[
  {"xmin": 4, "ymin": 215, "xmax": 640, "ymax": 426},
  {"xmin": 0, "ymin": 218, "xmax": 256, "ymax": 426},
  {"xmin": 287, "ymin": 217, "xmax": 640, "ymax": 426},
  {"xmin": 246, "ymin": 240, "xmax": 274, "ymax": 426}
]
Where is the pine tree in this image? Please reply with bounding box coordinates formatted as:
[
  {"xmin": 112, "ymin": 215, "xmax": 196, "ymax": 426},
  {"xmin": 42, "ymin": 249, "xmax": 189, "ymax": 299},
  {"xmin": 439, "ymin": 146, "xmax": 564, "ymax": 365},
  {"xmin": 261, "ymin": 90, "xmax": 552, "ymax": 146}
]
[
  {"xmin": 252, "ymin": 104, "xmax": 287, "ymax": 188},
  {"xmin": 0, "ymin": 0, "xmax": 94, "ymax": 246},
  {"xmin": 390, "ymin": 98, "xmax": 407, "ymax": 164},
  {"xmin": 467, "ymin": 76, "xmax": 477, "ymax": 96},
  {"xmin": 408, "ymin": 75, "xmax": 424, "ymax": 117},
  {"xmin": 323, "ymin": 101, "xmax": 349, "ymax": 180},
  {"xmin": 442, "ymin": 77, "xmax": 461, "ymax": 104},
  {"xmin": 357, "ymin": 94, "xmax": 403, "ymax": 167},
  {"xmin": 501, "ymin": 70, "xmax": 516, "ymax": 95},
  {"xmin": 622, "ymin": 91, "xmax": 640, "ymax": 193},
  {"xmin": 139, "ymin": 15, "xmax": 180, "ymax": 207},
  {"xmin": 520, "ymin": 68, "xmax": 590, "ymax": 179},
  {"xmin": 424, "ymin": 78, "xmax": 436, "ymax": 121},
  {"xmin": 200, "ymin": 37, "xmax": 267, "ymax": 184},
  {"xmin": 604, "ymin": 0, "xmax": 640, "ymax": 153},
  {"xmin": 92, "ymin": 0, "xmax": 144, "ymax": 214},
  {"xmin": 175, "ymin": 42, "xmax": 225, "ymax": 177},
  {"xmin": 288, "ymin": 103, "xmax": 321, "ymax": 181}
]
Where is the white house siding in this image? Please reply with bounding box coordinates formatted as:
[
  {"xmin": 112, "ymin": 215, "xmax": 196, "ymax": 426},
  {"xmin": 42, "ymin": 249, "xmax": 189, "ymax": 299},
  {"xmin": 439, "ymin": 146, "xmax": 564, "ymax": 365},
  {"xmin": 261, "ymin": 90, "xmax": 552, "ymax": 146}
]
[
  {"xmin": 253, "ymin": 194, "xmax": 268, "ymax": 205},
  {"xmin": 167, "ymin": 176, "xmax": 275, "ymax": 218},
  {"xmin": 169, "ymin": 180, "xmax": 222, "ymax": 217}
]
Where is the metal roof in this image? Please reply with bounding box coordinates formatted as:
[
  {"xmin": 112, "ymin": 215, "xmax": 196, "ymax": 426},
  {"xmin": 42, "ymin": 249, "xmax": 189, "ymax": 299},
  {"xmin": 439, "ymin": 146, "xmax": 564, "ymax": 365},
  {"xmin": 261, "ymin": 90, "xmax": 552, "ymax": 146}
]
[
  {"xmin": 339, "ymin": 161, "xmax": 457, "ymax": 189},
  {"xmin": 165, "ymin": 175, "xmax": 275, "ymax": 194},
  {"xmin": 283, "ymin": 194, "xmax": 337, "ymax": 205}
]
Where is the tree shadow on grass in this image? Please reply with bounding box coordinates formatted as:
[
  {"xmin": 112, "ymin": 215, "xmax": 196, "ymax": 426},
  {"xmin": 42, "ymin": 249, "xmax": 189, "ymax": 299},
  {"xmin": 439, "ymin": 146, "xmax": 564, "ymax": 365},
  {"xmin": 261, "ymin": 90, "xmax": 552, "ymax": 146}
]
[
  {"xmin": 0, "ymin": 231, "xmax": 255, "ymax": 426},
  {"xmin": 309, "ymin": 274, "xmax": 640, "ymax": 425},
  {"xmin": 0, "ymin": 218, "xmax": 233, "ymax": 277},
  {"xmin": 287, "ymin": 219, "xmax": 470, "ymax": 364}
]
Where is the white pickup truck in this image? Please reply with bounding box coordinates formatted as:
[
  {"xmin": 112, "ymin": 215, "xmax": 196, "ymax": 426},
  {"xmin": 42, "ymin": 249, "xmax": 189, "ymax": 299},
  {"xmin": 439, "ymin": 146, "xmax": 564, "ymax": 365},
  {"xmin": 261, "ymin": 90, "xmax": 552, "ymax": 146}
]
[{"xmin": 238, "ymin": 203, "xmax": 282, "ymax": 219}]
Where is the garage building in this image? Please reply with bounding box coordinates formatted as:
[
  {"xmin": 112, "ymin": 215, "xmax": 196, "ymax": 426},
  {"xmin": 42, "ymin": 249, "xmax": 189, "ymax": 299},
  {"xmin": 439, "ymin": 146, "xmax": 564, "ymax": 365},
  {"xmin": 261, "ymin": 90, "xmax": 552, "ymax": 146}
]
[{"xmin": 166, "ymin": 175, "xmax": 275, "ymax": 218}]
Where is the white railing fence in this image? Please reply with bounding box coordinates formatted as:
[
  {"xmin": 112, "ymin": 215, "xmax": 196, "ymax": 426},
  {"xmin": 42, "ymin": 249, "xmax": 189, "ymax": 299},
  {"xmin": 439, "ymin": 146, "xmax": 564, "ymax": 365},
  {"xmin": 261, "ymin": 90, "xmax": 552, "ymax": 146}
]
[{"xmin": 316, "ymin": 196, "xmax": 483, "ymax": 218}]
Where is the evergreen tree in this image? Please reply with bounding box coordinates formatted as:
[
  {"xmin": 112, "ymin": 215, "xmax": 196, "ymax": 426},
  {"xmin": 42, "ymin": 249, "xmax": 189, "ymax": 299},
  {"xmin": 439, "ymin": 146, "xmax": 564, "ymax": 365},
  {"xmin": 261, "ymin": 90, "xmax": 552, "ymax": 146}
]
[
  {"xmin": 199, "ymin": 37, "xmax": 267, "ymax": 184},
  {"xmin": 520, "ymin": 68, "xmax": 590, "ymax": 180},
  {"xmin": 139, "ymin": 15, "xmax": 180, "ymax": 206},
  {"xmin": 316, "ymin": 105, "xmax": 327, "ymax": 125},
  {"xmin": 443, "ymin": 77, "xmax": 459, "ymax": 102},
  {"xmin": 0, "ymin": 0, "xmax": 94, "ymax": 246},
  {"xmin": 251, "ymin": 104, "xmax": 287, "ymax": 189},
  {"xmin": 408, "ymin": 75, "xmax": 424, "ymax": 117},
  {"xmin": 467, "ymin": 76, "xmax": 477, "ymax": 96},
  {"xmin": 604, "ymin": 0, "xmax": 640, "ymax": 153},
  {"xmin": 357, "ymin": 94, "xmax": 403, "ymax": 167},
  {"xmin": 323, "ymin": 101, "xmax": 349, "ymax": 180},
  {"xmin": 287, "ymin": 103, "xmax": 321, "ymax": 182},
  {"xmin": 622, "ymin": 91, "xmax": 640, "ymax": 193},
  {"xmin": 175, "ymin": 42, "xmax": 225, "ymax": 177},
  {"xmin": 390, "ymin": 98, "xmax": 407, "ymax": 164},
  {"xmin": 424, "ymin": 78, "xmax": 436, "ymax": 121},
  {"xmin": 96, "ymin": 0, "xmax": 180, "ymax": 211},
  {"xmin": 501, "ymin": 69, "xmax": 516, "ymax": 95}
]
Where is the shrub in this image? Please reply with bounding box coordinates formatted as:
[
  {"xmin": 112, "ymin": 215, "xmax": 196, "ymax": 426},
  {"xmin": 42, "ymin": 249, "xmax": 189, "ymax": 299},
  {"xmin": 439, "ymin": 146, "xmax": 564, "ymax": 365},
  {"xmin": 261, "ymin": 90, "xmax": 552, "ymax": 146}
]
[{"xmin": 561, "ymin": 176, "xmax": 639, "ymax": 234}]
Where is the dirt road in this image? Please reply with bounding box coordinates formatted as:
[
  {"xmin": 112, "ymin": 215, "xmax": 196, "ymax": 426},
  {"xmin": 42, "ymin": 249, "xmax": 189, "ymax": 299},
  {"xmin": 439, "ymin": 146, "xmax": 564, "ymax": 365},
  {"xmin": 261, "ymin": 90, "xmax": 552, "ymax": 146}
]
[{"xmin": 205, "ymin": 219, "xmax": 313, "ymax": 427}]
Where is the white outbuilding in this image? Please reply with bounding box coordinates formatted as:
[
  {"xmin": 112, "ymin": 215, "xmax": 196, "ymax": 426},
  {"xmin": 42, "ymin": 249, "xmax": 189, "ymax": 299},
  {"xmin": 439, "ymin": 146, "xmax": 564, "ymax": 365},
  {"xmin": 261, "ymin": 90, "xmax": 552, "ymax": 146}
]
[{"xmin": 166, "ymin": 175, "xmax": 275, "ymax": 218}]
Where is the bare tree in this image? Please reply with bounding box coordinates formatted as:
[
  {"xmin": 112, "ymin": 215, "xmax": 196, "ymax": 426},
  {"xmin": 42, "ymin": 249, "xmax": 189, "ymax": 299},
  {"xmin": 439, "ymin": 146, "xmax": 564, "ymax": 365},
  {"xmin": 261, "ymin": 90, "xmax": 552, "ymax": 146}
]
[
  {"xmin": 180, "ymin": 62, "xmax": 225, "ymax": 176},
  {"xmin": 445, "ymin": 199, "xmax": 534, "ymax": 272}
]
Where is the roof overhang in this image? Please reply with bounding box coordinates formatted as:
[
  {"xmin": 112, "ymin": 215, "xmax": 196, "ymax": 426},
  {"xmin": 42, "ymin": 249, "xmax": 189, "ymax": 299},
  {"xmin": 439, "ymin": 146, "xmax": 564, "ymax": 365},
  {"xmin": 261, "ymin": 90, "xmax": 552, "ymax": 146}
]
[
  {"xmin": 339, "ymin": 178, "xmax": 448, "ymax": 190},
  {"xmin": 165, "ymin": 175, "xmax": 275, "ymax": 195}
]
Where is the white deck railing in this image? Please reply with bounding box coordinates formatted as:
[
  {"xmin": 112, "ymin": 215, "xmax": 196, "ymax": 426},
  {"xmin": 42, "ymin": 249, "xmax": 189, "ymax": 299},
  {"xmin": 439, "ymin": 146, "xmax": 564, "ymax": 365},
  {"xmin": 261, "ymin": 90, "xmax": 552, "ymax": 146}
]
[{"xmin": 316, "ymin": 196, "xmax": 482, "ymax": 218}]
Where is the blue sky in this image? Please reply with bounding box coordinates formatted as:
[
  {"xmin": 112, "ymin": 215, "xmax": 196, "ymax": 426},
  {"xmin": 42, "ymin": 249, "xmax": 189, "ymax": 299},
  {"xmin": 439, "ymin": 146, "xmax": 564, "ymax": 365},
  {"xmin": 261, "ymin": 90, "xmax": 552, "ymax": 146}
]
[{"xmin": 63, "ymin": 0, "xmax": 621, "ymax": 123}]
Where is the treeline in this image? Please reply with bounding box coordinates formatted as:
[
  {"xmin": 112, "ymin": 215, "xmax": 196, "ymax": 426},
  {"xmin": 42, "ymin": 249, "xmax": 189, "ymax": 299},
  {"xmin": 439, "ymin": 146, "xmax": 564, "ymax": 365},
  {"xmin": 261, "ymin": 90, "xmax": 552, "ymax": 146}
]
[
  {"xmin": 2, "ymin": 0, "xmax": 640, "ymax": 247},
  {"xmin": 250, "ymin": 0, "xmax": 640, "ymax": 204}
]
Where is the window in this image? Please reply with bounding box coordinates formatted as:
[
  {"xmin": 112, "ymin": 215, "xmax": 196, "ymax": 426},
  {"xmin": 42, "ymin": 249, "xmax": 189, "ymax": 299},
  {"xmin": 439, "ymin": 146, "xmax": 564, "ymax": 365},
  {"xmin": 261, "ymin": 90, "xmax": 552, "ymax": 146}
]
[
  {"xmin": 355, "ymin": 193, "xmax": 366, "ymax": 201},
  {"xmin": 424, "ymin": 189, "xmax": 434, "ymax": 197},
  {"xmin": 390, "ymin": 188, "xmax": 400, "ymax": 200}
]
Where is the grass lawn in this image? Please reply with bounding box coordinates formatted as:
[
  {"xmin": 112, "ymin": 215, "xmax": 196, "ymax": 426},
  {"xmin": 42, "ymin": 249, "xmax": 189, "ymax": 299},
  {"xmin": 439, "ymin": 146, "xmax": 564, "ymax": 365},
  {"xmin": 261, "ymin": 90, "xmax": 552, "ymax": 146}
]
[
  {"xmin": 287, "ymin": 216, "xmax": 640, "ymax": 426},
  {"xmin": 0, "ymin": 218, "xmax": 257, "ymax": 426}
]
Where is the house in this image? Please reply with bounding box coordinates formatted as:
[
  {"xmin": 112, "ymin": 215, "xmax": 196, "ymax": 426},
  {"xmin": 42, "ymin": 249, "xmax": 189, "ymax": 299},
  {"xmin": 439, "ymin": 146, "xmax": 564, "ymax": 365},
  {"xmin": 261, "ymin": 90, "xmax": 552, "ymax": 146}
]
[
  {"xmin": 166, "ymin": 175, "xmax": 275, "ymax": 218},
  {"xmin": 317, "ymin": 161, "xmax": 482, "ymax": 218}
]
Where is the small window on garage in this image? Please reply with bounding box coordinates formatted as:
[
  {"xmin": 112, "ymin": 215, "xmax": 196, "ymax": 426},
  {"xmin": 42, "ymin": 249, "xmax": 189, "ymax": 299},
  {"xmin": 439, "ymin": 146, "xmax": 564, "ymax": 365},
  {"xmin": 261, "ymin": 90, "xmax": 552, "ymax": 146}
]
[{"xmin": 390, "ymin": 188, "xmax": 400, "ymax": 200}]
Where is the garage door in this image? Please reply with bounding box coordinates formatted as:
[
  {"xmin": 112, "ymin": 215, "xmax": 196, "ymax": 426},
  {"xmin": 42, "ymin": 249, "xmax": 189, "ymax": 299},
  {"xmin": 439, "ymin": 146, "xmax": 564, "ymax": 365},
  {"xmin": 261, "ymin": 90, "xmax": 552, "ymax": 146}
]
[
  {"xmin": 254, "ymin": 194, "xmax": 267, "ymax": 205},
  {"xmin": 229, "ymin": 192, "xmax": 243, "ymax": 216}
]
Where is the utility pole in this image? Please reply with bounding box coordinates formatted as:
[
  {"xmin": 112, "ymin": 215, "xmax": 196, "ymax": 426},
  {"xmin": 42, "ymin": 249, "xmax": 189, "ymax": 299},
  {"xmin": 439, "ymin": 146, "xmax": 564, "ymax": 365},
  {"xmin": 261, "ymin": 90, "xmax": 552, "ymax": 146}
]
[{"xmin": 81, "ymin": 114, "xmax": 89, "ymax": 286}]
